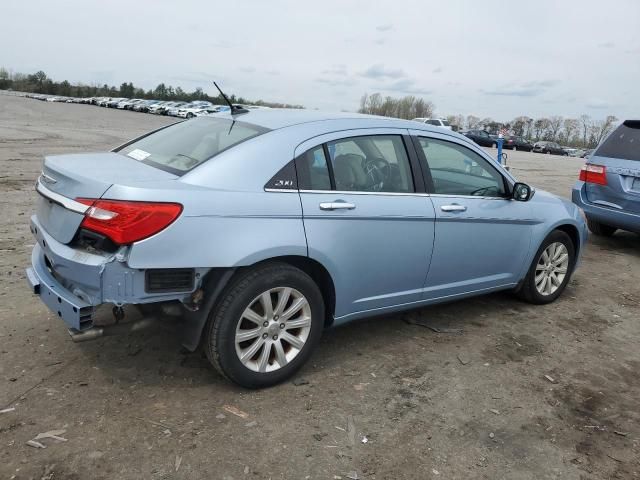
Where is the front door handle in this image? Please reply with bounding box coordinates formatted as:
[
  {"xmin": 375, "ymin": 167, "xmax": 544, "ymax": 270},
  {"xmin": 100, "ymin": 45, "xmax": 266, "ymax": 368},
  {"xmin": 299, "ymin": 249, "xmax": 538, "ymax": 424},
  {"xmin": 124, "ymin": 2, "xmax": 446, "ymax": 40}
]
[
  {"xmin": 440, "ymin": 204, "xmax": 467, "ymax": 212},
  {"xmin": 319, "ymin": 202, "xmax": 356, "ymax": 211}
]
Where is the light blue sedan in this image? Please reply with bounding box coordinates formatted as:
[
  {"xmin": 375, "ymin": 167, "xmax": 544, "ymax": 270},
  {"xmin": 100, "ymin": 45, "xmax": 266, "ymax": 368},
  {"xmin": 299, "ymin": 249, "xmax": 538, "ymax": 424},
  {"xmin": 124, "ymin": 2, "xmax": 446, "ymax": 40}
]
[{"xmin": 26, "ymin": 110, "xmax": 587, "ymax": 387}]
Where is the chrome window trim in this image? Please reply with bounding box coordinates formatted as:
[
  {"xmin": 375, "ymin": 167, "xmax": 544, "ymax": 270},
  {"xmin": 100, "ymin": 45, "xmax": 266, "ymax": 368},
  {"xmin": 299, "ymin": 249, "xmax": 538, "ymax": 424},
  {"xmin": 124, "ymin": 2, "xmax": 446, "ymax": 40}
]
[
  {"xmin": 35, "ymin": 178, "xmax": 90, "ymax": 214},
  {"xmin": 294, "ymin": 189, "xmax": 508, "ymax": 200}
]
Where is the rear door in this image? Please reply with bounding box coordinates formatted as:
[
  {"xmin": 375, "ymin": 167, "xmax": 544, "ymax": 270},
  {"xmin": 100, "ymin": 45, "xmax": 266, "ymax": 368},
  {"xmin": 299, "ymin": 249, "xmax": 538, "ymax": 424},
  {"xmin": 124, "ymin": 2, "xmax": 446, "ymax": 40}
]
[
  {"xmin": 295, "ymin": 129, "xmax": 435, "ymax": 319},
  {"xmin": 410, "ymin": 130, "xmax": 533, "ymax": 299},
  {"xmin": 585, "ymin": 121, "xmax": 640, "ymax": 214}
]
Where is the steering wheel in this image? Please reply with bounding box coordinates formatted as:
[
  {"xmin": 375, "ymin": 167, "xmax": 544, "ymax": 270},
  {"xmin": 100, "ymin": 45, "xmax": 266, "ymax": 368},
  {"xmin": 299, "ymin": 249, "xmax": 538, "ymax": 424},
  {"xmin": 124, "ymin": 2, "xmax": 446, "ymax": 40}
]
[
  {"xmin": 362, "ymin": 157, "xmax": 391, "ymax": 191},
  {"xmin": 469, "ymin": 185, "xmax": 499, "ymax": 197}
]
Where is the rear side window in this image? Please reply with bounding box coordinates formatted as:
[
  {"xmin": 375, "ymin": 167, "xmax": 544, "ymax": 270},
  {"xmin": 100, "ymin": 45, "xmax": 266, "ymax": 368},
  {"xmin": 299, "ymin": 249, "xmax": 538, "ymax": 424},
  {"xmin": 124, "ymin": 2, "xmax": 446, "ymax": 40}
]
[
  {"xmin": 595, "ymin": 121, "xmax": 640, "ymax": 161},
  {"xmin": 295, "ymin": 146, "xmax": 332, "ymax": 190},
  {"xmin": 118, "ymin": 117, "xmax": 268, "ymax": 174}
]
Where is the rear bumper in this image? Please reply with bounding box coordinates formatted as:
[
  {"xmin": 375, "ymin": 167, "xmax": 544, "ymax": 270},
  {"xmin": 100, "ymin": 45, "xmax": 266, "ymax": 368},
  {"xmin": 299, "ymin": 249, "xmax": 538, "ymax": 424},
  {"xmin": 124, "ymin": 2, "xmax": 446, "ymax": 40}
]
[
  {"xmin": 27, "ymin": 246, "xmax": 94, "ymax": 331},
  {"xmin": 572, "ymin": 182, "xmax": 640, "ymax": 233},
  {"xmin": 26, "ymin": 215, "xmax": 206, "ymax": 331}
]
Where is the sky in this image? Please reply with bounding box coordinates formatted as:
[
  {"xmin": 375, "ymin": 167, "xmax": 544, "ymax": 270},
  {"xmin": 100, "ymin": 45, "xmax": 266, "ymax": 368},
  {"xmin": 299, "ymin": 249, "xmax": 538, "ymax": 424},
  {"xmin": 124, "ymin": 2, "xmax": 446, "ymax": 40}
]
[{"xmin": 2, "ymin": 0, "xmax": 639, "ymax": 121}]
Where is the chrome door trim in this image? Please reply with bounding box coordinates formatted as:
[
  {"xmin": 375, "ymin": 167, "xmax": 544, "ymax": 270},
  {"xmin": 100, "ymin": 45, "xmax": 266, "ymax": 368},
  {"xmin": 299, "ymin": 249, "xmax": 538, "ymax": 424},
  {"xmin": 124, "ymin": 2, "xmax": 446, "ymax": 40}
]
[{"xmin": 35, "ymin": 178, "xmax": 90, "ymax": 215}]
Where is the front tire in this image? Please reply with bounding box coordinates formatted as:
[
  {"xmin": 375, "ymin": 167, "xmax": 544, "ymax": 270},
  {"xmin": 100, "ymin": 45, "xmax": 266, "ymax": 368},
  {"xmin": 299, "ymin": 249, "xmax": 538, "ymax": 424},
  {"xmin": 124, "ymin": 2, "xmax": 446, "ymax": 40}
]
[
  {"xmin": 586, "ymin": 217, "xmax": 616, "ymax": 237},
  {"xmin": 204, "ymin": 263, "xmax": 324, "ymax": 388},
  {"xmin": 516, "ymin": 230, "xmax": 575, "ymax": 304}
]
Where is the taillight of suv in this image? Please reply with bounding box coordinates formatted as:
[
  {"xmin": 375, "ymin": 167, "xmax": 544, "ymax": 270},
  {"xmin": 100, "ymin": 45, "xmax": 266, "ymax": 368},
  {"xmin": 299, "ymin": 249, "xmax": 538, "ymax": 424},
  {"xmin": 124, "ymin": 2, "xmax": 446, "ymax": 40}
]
[{"xmin": 579, "ymin": 164, "xmax": 607, "ymax": 186}]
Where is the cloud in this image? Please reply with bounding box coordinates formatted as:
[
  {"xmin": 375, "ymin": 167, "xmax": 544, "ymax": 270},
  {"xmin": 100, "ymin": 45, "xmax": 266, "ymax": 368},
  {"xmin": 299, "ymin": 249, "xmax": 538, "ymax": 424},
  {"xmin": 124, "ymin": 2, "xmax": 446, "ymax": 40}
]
[
  {"xmin": 376, "ymin": 23, "xmax": 393, "ymax": 32},
  {"xmin": 481, "ymin": 80, "xmax": 559, "ymax": 97},
  {"xmin": 360, "ymin": 64, "xmax": 406, "ymax": 79},
  {"xmin": 432, "ymin": 67, "xmax": 443, "ymax": 74},
  {"xmin": 315, "ymin": 77, "xmax": 357, "ymax": 87},
  {"xmin": 322, "ymin": 64, "xmax": 348, "ymax": 76},
  {"xmin": 375, "ymin": 38, "xmax": 386, "ymax": 45},
  {"xmin": 598, "ymin": 41, "xmax": 615, "ymax": 48},
  {"xmin": 384, "ymin": 78, "xmax": 432, "ymax": 95},
  {"xmin": 586, "ymin": 98, "xmax": 610, "ymax": 109},
  {"xmin": 239, "ymin": 66, "xmax": 256, "ymax": 73}
]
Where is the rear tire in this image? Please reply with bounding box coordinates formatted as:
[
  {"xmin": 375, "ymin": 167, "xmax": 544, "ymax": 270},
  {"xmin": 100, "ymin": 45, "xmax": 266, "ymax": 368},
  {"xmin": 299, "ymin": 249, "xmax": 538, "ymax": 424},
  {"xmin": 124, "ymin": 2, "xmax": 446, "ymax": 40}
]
[
  {"xmin": 586, "ymin": 218, "xmax": 617, "ymax": 237},
  {"xmin": 204, "ymin": 263, "xmax": 324, "ymax": 388},
  {"xmin": 516, "ymin": 230, "xmax": 575, "ymax": 304}
]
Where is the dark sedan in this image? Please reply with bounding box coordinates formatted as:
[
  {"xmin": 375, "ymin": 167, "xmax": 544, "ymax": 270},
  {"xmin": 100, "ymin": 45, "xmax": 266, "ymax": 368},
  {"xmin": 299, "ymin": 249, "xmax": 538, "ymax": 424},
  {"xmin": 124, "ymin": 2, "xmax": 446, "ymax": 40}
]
[
  {"xmin": 504, "ymin": 136, "xmax": 533, "ymax": 151},
  {"xmin": 463, "ymin": 129, "xmax": 496, "ymax": 148},
  {"xmin": 533, "ymin": 141, "xmax": 568, "ymax": 156}
]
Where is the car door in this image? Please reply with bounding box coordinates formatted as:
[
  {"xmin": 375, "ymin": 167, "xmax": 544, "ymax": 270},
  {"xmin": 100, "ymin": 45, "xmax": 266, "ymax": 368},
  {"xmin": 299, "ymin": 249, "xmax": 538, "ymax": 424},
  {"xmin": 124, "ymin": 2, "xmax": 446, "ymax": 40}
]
[
  {"xmin": 294, "ymin": 129, "xmax": 436, "ymax": 321},
  {"xmin": 409, "ymin": 130, "xmax": 534, "ymax": 299}
]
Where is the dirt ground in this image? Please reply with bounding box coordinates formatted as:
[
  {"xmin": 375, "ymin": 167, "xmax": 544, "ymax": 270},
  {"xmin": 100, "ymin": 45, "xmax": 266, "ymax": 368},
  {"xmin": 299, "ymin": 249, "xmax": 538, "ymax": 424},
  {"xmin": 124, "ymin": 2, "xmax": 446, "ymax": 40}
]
[{"xmin": 1, "ymin": 94, "xmax": 639, "ymax": 480}]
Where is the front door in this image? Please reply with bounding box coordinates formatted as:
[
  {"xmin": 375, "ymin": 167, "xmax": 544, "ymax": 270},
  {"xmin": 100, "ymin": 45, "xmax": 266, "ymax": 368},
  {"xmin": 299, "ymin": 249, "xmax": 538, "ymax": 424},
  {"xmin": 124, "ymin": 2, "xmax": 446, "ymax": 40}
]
[
  {"xmin": 410, "ymin": 131, "xmax": 534, "ymax": 299},
  {"xmin": 295, "ymin": 129, "xmax": 435, "ymax": 322}
]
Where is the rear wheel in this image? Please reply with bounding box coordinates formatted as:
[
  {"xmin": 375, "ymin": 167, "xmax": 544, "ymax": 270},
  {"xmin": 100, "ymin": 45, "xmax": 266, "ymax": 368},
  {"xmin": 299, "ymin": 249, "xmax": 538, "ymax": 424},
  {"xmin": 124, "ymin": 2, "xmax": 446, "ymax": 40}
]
[
  {"xmin": 516, "ymin": 230, "xmax": 575, "ymax": 304},
  {"xmin": 586, "ymin": 217, "xmax": 617, "ymax": 237},
  {"xmin": 204, "ymin": 263, "xmax": 324, "ymax": 388}
]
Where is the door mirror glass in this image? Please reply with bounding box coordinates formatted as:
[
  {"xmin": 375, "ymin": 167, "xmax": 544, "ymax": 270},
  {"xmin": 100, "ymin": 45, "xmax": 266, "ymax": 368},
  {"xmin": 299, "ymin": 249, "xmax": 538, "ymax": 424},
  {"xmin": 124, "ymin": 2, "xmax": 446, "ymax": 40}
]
[{"xmin": 512, "ymin": 182, "xmax": 532, "ymax": 201}]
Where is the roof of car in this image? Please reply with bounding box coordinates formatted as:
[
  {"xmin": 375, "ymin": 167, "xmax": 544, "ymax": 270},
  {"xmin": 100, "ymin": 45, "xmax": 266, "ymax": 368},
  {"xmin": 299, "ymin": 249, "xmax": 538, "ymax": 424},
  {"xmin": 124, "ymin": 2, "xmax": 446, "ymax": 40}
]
[{"xmin": 210, "ymin": 108, "xmax": 454, "ymax": 134}]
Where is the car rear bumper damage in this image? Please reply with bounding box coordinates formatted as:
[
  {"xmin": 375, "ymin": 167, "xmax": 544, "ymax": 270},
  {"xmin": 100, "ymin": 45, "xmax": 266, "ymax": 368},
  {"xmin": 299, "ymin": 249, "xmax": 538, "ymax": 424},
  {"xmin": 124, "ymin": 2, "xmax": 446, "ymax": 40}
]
[
  {"xmin": 26, "ymin": 215, "xmax": 211, "ymax": 338},
  {"xmin": 573, "ymin": 183, "xmax": 640, "ymax": 233}
]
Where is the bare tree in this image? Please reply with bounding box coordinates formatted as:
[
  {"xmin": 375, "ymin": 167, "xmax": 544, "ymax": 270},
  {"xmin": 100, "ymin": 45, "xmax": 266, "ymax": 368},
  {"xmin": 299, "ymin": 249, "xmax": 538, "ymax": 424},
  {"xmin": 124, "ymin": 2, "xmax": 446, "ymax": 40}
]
[
  {"xmin": 562, "ymin": 118, "xmax": 578, "ymax": 144},
  {"xmin": 579, "ymin": 114, "xmax": 591, "ymax": 147},
  {"xmin": 466, "ymin": 115, "xmax": 481, "ymax": 130},
  {"xmin": 358, "ymin": 92, "xmax": 434, "ymax": 119},
  {"xmin": 590, "ymin": 115, "xmax": 618, "ymax": 146},
  {"xmin": 547, "ymin": 116, "xmax": 563, "ymax": 141},
  {"xmin": 534, "ymin": 118, "xmax": 550, "ymax": 140}
]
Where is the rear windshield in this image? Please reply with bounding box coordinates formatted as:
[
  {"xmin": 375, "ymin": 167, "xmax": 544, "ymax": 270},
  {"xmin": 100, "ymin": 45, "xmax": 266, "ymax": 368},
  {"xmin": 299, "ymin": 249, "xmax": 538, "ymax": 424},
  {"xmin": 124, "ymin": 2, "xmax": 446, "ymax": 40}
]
[
  {"xmin": 595, "ymin": 121, "xmax": 640, "ymax": 161},
  {"xmin": 117, "ymin": 117, "xmax": 269, "ymax": 174}
]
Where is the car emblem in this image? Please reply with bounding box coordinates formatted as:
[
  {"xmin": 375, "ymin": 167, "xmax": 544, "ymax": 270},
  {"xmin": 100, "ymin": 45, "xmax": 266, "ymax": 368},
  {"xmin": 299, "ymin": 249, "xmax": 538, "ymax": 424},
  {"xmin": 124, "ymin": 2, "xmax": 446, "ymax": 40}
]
[{"xmin": 40, "ymin": 173, "xmax": 58, "ymax": 185}]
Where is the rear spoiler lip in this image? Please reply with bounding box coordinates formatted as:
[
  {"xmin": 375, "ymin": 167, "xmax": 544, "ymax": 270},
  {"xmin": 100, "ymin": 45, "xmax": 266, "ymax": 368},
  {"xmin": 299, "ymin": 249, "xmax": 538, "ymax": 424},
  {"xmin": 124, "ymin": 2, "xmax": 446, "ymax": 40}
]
[{"xmin": 35, "ymin": 176, "xmax": 90, "ymax": 215}]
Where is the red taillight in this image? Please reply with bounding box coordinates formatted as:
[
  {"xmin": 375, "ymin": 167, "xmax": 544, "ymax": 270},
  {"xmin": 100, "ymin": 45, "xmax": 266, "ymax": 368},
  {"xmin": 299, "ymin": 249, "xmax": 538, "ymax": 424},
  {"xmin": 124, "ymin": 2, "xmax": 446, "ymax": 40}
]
[
  {"xmin": 76, "ymin": 198, "xmax": 182, "ymax": 245},
  {"xmin": 579, "ymin": 164, "xmax": 607, "ymax": 185}
]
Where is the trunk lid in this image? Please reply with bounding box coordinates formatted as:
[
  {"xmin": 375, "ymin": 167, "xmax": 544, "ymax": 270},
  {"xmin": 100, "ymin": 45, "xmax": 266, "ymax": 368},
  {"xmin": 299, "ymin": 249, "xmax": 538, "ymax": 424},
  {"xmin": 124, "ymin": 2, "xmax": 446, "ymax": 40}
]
[
  {"xmin": 36, "ymin": 153, "xmax": 177, "ymax": 243},
  {"xmin": 585, "ymin": 156, "xmax": 640, "ymax": 214}
]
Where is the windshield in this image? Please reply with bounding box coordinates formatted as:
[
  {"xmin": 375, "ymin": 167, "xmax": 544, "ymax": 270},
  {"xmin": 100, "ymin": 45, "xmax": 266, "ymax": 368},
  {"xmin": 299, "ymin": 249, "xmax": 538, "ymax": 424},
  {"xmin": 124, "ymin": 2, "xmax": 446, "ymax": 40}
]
[
  {"xmin": 595, "ymin": 121, "xmax": 640, "ymax": 161},
  {"xmin": 117, "ymin": 117, "xmax": 269, "ymax": 174}
]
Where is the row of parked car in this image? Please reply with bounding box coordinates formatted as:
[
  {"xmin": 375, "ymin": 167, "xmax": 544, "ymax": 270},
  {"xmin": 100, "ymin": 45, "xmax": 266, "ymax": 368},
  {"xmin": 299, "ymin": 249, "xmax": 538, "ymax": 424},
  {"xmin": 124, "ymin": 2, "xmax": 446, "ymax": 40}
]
[
  {"xmin": 24, "ymin": 93, "xmax": 268, "ymax": 118},
  {"xmin": 411, "ymin": 118, "xmax": 591, "ymax": 157},
  {"xmin": 460, "ymin": 129, "xmax": 591, "ymax": 157}
]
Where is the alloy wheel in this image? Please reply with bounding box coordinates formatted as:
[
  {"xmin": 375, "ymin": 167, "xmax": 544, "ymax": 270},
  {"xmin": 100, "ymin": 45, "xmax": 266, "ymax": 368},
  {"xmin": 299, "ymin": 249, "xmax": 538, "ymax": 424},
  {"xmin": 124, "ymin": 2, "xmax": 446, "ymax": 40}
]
[
  {"xmin": 535, "ymin": 242, "xmax": 569, "ymax": 295},
  {"xmin": 235, "ymin": 287, "xmax": 312, "ymax": 373}
]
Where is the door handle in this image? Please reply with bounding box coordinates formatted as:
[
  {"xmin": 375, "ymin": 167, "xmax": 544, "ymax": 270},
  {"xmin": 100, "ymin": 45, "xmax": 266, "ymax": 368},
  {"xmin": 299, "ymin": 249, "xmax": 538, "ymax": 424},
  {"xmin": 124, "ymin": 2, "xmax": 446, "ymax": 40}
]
[
  {"xmin": 319, "ymin": 202, "xmax": 356, "ymax": 211},
  {"xmin": 440, "ymin": 204, "xmax": 467, "ymax": 212}
]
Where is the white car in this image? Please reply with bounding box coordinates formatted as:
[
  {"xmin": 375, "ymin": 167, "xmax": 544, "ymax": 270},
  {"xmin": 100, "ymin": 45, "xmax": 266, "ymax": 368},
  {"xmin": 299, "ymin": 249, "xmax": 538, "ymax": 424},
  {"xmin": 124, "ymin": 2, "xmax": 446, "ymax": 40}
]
[
  {"xmin": 413, "ymin": 118, "xmax": 453, "ymax": 130},
  {"xmin": 176, "ymin": 102, "xmax": 213, "ymax": 118},
  {"xmin": 192, "ymin": 105, "xmax": 231, "ymax": 117}
]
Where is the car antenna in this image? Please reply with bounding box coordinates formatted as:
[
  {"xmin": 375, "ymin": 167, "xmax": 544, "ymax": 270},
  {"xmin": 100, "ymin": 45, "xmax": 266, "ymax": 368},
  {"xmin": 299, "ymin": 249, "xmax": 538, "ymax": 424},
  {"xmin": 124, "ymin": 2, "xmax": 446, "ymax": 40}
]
[{"xmin": 213, "ymin": 82, "xmax": 249, "ymax": 115}]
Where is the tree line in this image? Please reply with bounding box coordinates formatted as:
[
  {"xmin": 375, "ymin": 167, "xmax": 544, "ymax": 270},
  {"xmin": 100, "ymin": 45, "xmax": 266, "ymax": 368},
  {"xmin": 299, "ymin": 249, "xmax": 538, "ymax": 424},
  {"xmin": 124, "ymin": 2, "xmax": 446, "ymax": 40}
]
[
  {"xmin": 0, "ymin": 68, "xmax": 303, "ymax": 109},
  {"xmin": 359, "ymin": 92, "xmax": 618, "ymax": 149}
]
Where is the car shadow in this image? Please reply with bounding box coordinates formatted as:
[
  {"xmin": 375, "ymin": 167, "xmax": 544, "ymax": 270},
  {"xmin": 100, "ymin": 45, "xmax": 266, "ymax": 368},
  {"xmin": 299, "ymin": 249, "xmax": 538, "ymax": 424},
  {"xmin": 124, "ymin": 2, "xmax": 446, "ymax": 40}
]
[
  {"xmin": 587, "ymin": 230, "xmax": 640, "ymax": 258},
  {"xmin": 70, "ymin": 289, "xmax": 537, "ymax": 390}
]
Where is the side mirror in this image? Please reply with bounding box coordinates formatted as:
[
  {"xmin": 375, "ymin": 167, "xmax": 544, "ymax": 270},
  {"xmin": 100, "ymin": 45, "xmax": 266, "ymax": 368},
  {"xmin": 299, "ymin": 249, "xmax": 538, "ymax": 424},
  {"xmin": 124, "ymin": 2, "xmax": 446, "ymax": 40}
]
[{"xmin": 512, "ymin": 182, "xmax": 533, "ymax": 201}]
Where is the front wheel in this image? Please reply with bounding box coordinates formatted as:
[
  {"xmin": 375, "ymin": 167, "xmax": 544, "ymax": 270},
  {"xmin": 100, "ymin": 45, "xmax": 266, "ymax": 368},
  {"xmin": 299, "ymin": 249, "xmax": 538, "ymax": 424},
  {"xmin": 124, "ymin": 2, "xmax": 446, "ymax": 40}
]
[
  {"xmin": 515, "ymin": 230, "xmax": 575, "ymax": 304},
  {"xmin": 204, "ymin": 263, "xmax": 324, "ymax": 388}
]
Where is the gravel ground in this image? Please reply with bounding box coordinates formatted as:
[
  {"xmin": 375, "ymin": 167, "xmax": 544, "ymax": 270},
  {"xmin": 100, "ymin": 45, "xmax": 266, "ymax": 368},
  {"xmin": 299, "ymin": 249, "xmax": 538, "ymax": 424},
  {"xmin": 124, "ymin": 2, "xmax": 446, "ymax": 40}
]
[{"xmin": 1, "ymin": 95, "xmax": 639, "ymax": 480}]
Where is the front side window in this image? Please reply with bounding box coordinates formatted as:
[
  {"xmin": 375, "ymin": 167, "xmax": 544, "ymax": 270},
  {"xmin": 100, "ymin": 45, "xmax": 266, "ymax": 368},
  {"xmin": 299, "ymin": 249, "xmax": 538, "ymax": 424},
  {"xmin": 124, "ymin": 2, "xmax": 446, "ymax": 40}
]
[
  {"xmin": 118, "ymin": 117, "xmax": 268, "ymax": 174},
  {"xmin": 326, "ymin": 135, "xmax": 414, "ymax": 193},
  {"xmin": 417, "ymin": 137, "xmax": 506, "ymax": 197}
]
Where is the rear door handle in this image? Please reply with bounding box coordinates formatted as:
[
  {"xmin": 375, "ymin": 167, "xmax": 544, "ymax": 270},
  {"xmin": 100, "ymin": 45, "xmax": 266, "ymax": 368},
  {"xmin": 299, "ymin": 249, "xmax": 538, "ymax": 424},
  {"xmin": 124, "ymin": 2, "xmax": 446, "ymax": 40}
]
[
  {"xmin": 440, "ymin": 204, "xmax": 467, "ymax": 212},
  {"xmin": 319, "ymin": 202, "xmax": 356, "ymax": 211}
]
